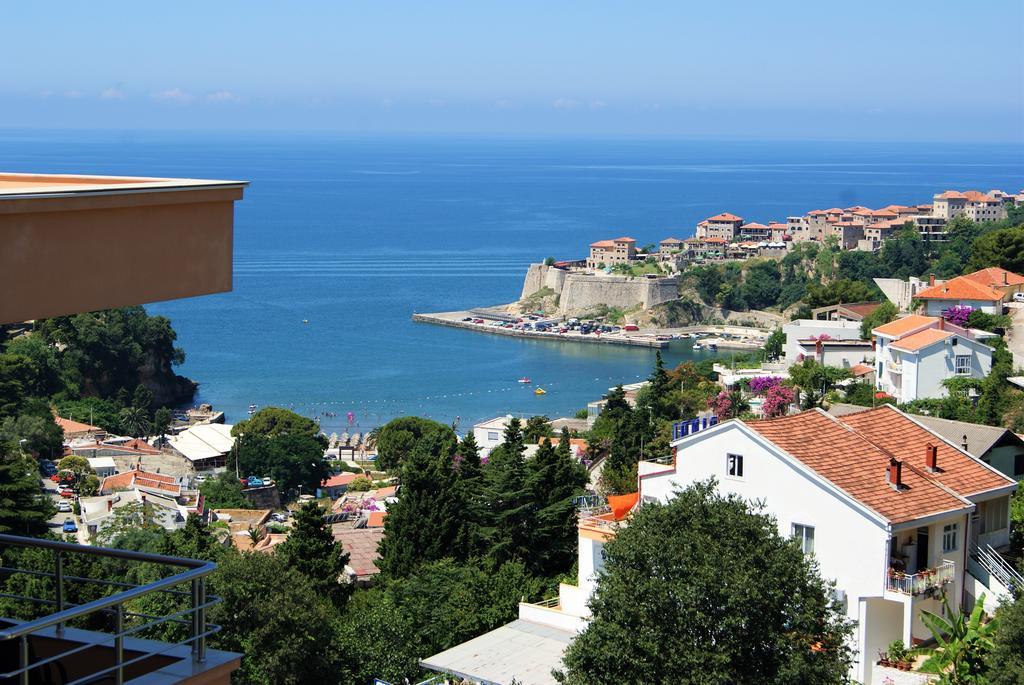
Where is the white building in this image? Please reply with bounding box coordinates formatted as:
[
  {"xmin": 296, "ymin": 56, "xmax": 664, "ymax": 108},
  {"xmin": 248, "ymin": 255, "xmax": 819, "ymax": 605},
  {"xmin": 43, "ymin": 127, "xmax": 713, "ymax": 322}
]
[
  {"xmin": 913, "ymin": 268, "xmax": 1024, "ymax": 317},
  {"xmin": 872, "ymin": 315, "xmax": 995, "ymax": 403},
  {"xmin": 782, "ymin": 319, "xmax": 869, "ymax": 368},
  {"xmin": 472, "ymin": 415, "xmax": 514, "ymax": 457},
  {"xmin": 425, "ymin": 406, "xmax": 1018, "ymax": 685},
  {"xmin": 168, "ymin": 423, "xmax": 236, "ymax": 471},
  {"xmin": 85, "ymin": 456, "xmax": 116, "ymax": 479}
]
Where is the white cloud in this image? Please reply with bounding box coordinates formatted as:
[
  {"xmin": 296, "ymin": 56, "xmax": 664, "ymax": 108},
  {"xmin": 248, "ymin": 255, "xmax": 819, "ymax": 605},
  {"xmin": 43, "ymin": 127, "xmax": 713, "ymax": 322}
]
[
  {"xmin": 205, "ymin": 90, "xmax": 239, "ymax": 103},
  {"xmin": 552, "ymin": 98, "xmax": 578, "ymax": 110},
  {"xmin": 152, "ymin": 88, "xmax": 194, "ymax": 103},
  {"xmin": 100, "ymin": 87, "xmax": 126, "ymax": 100}
]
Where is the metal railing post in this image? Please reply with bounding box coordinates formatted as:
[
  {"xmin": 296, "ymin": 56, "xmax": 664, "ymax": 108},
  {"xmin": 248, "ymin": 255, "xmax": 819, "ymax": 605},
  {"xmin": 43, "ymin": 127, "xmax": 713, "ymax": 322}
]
[
  {"xmin": 54, "ymin": 549, "xmax": 64, "ymax": 634},
  {"xmin": 197, "ymin": 577, "xmax": 207, "ymax": 663},
  {"xmin": 113, "ymin": 603, "xmax": 124, "ymax": 685},
  {"xmin": 19, "ymin": 634, "xmax": 29, "ymax": 685}
]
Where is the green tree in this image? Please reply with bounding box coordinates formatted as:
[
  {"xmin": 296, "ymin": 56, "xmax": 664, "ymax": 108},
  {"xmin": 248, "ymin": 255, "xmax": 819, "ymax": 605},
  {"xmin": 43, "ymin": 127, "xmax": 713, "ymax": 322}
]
[
  {"xmin": 881, "ymin": 224, "xmax": 930, "ymax": 277},
  {"xmin": 1, "ymin": 407, "xmax": 63, "ymax": 457},
  {"xmin": 484, "ymin": 418, "xmax": 535, "ymax": 566},
  {"xmin": 763, "ymin": 328, "xmax": 785, "ymax": 361},
  {"xmin": 919, "ymin": 592, "xmax": 999, "ymax": 684},
  {"xmin": 0, "ymin": 440, "xmax": 54, "ymax": 535},
  {"xmin": 210, "ymin": 552, "xmax": 345, "ymax": 685},
  {"xmin": 805, "ymin": 279, "xmax": 877, "ymax": 309},
  {"xmin": 199, "ymin": 471, "xmax": 252, "ymax": 509},
  {"xmin": 968, "ymin": 225, "xmax": 1024, "ymax": 274},
  {"xmin": 276, "ymin": 501, "xmax": 351, "ymax": 607},
  {"xmin": 56, "ymin": 455, "xmax": 94, "ymax": 485},
  {"xmin": 236, "ymin": 432, "xmax": 328, "ymax": 494},
  {"xmin": 152, "ymin": 406, "xmax": 172, "ymax": 445},
  {"xmin": 118, "ymin": 405, "xmax": 151, "ymax": 438},
  {"xmin": 987, "ymin": 595, "xmax": 1024, "ymax": 685},
  {"xmin": 787, "ymin": 359, "xmax": 850, "ymax": 409},
  {"xmin": 377, "ymin": 419, "xmax": 462, "ymax": 577},
  {"xmin": 526, "ymin": 437, "xmax": 589, "ymax": 576},
  {"xmin": 740, "ymin": 259, "xmax": 782, "ymax": 310},
  {"xmin": 374, "ymin": 415, "xmax": 454, "ymax": 472},
  {"xmin": 131, "ymin": 383, "xmax": 154, "ymax": 414},
  {"xmin": 524, "ymin": 415, "xmax": 553, "ymax": 443},
  {"xmin": 231, "ymin": 406, "xmax": 323, "ymax": 442},
  {"xmin": 557, "ymin": 480, "xmax": 853, "ymax": 685}
]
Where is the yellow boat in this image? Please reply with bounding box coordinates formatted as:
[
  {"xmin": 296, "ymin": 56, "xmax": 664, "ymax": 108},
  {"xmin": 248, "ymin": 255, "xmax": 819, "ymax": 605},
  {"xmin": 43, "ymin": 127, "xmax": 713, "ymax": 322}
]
[{"xmin": 534, "ymin": 387, "xmax": 546, "ymax": 395}]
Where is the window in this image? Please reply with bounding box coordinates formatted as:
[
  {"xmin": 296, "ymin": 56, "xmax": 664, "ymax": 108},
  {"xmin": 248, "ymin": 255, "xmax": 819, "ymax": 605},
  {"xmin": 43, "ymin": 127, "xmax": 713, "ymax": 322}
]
[
  {"xmin": 955, "ymin": 355, "xmax": 971, "ymax": 375},
  {"xmin": 793, "ymin": 523, "xmax": 815, "ymax": 554},
  {"xmin": 726, "ymin": 453, "xmax": 743, "ymax": 478},
  {"xmin": 487, "ymin": 431, "xmax": 499, "ymax": 441},
  {"xmin": 942, "ymin": 523, "xmax": 958, "ymax": 553}
]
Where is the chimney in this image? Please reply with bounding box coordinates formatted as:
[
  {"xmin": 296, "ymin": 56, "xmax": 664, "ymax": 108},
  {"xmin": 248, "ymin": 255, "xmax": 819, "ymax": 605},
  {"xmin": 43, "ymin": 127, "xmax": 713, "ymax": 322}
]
[
  {"xmin": 929, "ymin": 273, "xmax": 935, "ymax": 286},
  {"xmin": 938, "ymin": 317, "xmax": 945, "ymax": 331},
  {"xmin": 961, "ymin": 434, "xmax": 969, "ymax": 452},
  {"xmin": 107, "ymin": 499, "xmax": 113, "ymax": 512},
  {"xmin": 887, "ymin": 458, "xmax": 903, "ymax": 490},
  {"xmin": 925, "ymin": 444, "xmax": 938, "ymax": 472},
  {"xmin": 1004, "ymin": 271, "xmax": 1008, "ymax": 285},
  {"xmin": 815, "ymin": 339, "xmax": 823, "ymax": 357}
]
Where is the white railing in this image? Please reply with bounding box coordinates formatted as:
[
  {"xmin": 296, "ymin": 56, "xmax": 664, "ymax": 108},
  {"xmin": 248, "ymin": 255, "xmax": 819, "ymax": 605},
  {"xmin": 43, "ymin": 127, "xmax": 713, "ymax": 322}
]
[
  {"xmin": 889, "ymin": 359, "xmax": 903, "ymax": 373},
  {"xmin": 887, "ymin": 559, "xmax": 955, "ymax": 595}
]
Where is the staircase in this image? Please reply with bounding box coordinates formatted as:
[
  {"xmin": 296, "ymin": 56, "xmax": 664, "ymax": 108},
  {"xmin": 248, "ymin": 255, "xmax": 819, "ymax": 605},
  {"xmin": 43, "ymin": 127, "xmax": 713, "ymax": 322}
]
[{"xmin": 968, "ymin": 544, "xmax": 1023, "ymax": 602}]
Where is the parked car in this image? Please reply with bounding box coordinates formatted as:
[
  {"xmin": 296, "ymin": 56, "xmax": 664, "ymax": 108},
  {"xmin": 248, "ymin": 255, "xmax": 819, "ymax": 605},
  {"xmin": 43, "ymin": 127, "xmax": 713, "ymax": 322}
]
[
  {"xmin": 41, "ymin": 461, "xmax": 57, "ymax": 476},
  {"xmin": 623, "ymin": 324, "xmax": 640, "ymax": 332},
  {"xmin": 194, "ymin": 474, "xmax": 208, "ymax": 484},
  {"xmin": 62, "ymin": 519, "xmax": 78, "ymax": 533},
  {"xmin": 1014, "ymin": 292, "xmax": 1024, "ymax": 303},
  {"xmin": 57, "ymin": 501, "xmax": 72, "ymax": 513},
  {"xmin": 461, "ymin": 316, "xmax": 473, "ymax": 321},
  {"xmin": 58, "ymin": 488, "xmax": 76, "ymax": 499},
  {"xmin": 246, "ymin": 477, "xmax": 265, "ymax": 487},
  {"xmin": 270, "ymin": 512, "xmax": 288, "ymax": 523}
]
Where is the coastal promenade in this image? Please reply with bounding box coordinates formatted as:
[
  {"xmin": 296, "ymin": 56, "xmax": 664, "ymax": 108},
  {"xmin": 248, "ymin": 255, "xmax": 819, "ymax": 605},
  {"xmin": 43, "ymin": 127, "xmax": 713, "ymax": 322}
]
[{"xmin": 413, "ymin": 309, "xmax": 670, "ymax": 348}]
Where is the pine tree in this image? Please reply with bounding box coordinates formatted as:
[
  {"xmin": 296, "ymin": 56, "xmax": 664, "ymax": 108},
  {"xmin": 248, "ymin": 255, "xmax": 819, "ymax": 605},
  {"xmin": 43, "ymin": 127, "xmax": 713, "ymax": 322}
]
[
  {"xmin": 453, "ymin": 433, "xmax": 486, "ymax": 558},
  {"xmin": 526, "ymin": 436, "xmax": 589, "ymax": 576},
  {"xmin": 0, "ymin": 442, "xmax": 53, "ymax": 536},
  {"xmin": 484, "ymin": 422, "xmax": 534, "ymax": 567},
  {"xmin": 277, "ymin": 501, "xmax": 351, "ymax": 607},
  {"xmin": 378, "ymin": 423, "xmax": 462, "ymax": 578}
]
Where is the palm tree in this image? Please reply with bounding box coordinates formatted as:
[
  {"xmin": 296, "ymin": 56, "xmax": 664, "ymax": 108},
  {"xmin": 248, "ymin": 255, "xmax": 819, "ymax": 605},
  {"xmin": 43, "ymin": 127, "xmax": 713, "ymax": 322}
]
[
  {"xmin": 919, "ymin": 592, "xmax": 998, "ymax": 683},
  {"xmin": 118, "ymin": 406, "xmax": 151, "ymax": 438}
]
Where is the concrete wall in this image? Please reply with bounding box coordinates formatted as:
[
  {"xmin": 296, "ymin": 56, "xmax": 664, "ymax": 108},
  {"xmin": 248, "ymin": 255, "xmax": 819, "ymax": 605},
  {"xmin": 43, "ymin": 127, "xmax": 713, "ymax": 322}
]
[
  {"xmin": 922, "ymin": 299, "xmax": 1001, "ymax": 316},
  {"xmin": 520, "ymin": 263, "xmax": 568, "ymax": 300},
  {"xmin": 783, "ymin": 319, "xmax": 863, "ymax": 366}
]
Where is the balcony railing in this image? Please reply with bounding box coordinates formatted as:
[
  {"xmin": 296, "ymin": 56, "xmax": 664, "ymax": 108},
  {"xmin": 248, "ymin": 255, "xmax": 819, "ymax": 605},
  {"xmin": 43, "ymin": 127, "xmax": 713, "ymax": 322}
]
[
  {"xmin": 886, "ymin": 559, "xmax": 955, "ymax": 595},
  {"xmin": 0, "ymin": 532, "xmax": 224, "ymax": 684},
  {"xmin": 888, "ymin": 359, "xmax": 903, "ymax": 373}
]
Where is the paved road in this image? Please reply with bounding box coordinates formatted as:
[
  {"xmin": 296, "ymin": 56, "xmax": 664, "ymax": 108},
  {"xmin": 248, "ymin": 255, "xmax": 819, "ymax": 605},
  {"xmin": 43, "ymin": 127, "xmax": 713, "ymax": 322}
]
[{"xmin": 41, "ymin": 474, "xmax": 78, "ymax": 535}]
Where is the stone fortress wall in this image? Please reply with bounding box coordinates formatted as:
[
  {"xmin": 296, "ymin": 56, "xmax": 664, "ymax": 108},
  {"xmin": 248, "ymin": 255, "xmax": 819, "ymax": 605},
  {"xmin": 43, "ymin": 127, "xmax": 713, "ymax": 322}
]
[{"xmin": 520, "ymin": 263, "xmax": 678, "ymax": 315}]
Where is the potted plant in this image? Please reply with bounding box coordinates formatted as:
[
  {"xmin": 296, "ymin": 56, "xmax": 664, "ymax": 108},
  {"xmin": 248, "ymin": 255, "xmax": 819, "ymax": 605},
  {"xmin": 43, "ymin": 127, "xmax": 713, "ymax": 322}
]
[
  {"xmin": 877, "ymin": 650, "xmax": 890, "ymax": 667},
  {"xmin": 887, "ymin": 640, "xmax": 911, "ymax": 670}
]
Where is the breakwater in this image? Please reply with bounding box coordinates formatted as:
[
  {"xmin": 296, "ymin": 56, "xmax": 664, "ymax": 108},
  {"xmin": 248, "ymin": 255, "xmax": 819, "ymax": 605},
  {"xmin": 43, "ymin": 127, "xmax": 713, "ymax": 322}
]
[{"xmin": 412, "ymin": 310, "xmax": 669, "ymax": 348}]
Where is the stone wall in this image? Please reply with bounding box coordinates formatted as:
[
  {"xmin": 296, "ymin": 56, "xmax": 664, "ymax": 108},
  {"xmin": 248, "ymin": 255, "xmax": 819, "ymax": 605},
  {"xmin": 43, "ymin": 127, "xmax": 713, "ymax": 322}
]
[
  {"xmin": 520, "ymin": 263, "xmax": 568, "ymax": 300},
  {"xmin": 558, "ymin": 274, "xmax": 678, "ymax": 315}
]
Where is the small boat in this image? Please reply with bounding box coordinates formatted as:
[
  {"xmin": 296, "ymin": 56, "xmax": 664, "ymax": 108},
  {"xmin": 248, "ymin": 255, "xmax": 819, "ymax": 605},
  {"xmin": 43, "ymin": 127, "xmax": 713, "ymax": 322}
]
[
  {"xmin": 518, "ymin": 377, "xmax": 532, "ymax": 384},
  {"xmin": 534, "ymin": 388, "xmax": 547, "ymax": 395},
  {"xmin": 302, "ymin": 319, "xmax": 310, "ymax": 324},
  {"xmin": 692, "ymin": 343, "xmax": 703, "ymax": 350}
]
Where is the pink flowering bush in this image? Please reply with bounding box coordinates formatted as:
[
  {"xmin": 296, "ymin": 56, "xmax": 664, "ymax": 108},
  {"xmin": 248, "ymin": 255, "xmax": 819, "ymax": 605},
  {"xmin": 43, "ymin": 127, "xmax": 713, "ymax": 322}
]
[
  {"xmin": 748, "ymin": 376, "xmax": 783, "ymax": 395},
  {"xmin": 762, "ymin": 385, "xmax": 796, "ymax": 418},
  {"xmin": 708, "ymin": 390, "xmax": 733, "ymax": 420},
  {"xmin": 941, "ymin": 305, "xmax": 973, "ymax": 327},
  {"xmin": 809, "ymin": 333, "xmax": 833, "ymax": 342}
]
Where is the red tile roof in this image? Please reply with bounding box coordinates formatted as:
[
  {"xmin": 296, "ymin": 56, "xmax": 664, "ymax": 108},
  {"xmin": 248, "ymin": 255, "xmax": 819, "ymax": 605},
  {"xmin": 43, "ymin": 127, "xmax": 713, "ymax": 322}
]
[
  {"xmin": 890, "ymin": 328, "xmax": 955, "ymax": 353},
  {"xmin": 873, "ymin": 315, "xmax": 939, "ymax": 338},
  {"xmin": 55, "ymin": 416, "xmax": 101, "ymax": 436},
  {"xmin": 747, "ymin": 410, "xmax": 973, "ymax": 523},
  {"xmin": 914, "ymin": 276, "xmax": 1003, "ymax": 302},
  {"xmin": 590, "ymin": 240, "xmax": 615, "ymax": 248},
  {"xmin": 839, "ymin": 405, "xmax": 1014, "ymax": 498},
  {"xmin": 334, "ymin": 528, "xmax": 384, "ymax": 578},
  {"xmin": 366, "ymin": 511, "xmax": 387, "ymax": 528},
  {"xmin": 706, "ymin": 212, "xmax": 743, "ymax": 222},
  {"xmin": 850, "ymin": 363, "xmax": 874, "ymax": 377},
  {"xmin": 322, "ymin": 472, "xmax": 360, "ymax": 488},
  {"xmin": 100, "ymin": 467, "xmax": 180, "ymax": 496},
  {"xmin": 613, "ymin": 237, "xmax": 636, "ymax": 243},
  {"xmin": 961, "ymin": 267, "xmax": 1024, "ymax": 288},
  {"xmin": 374, "ymin": 485, "xmax": 398, "ymax": 498},
  {"xmin": 741, "ymin": 222, "xmax": 768, "ymax": 229}
]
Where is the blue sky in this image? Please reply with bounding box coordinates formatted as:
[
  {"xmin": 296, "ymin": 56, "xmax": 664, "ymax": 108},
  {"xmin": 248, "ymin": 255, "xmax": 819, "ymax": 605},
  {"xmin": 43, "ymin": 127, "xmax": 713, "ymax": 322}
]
[{"xmin": 2, "ymin": 1, "xmax": 1022, "ymax": 141}]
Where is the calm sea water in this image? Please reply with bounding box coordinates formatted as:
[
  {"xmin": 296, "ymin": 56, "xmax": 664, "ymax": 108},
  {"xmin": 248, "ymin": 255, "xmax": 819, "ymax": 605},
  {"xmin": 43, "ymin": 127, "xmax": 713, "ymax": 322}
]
[{"xmin": 4, "ymin": 131, "xmax": 1023, "ymax": 434}]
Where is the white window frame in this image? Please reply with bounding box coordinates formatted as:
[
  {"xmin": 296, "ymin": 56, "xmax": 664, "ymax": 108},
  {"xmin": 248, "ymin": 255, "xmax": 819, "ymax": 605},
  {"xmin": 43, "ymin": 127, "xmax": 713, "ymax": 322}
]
[
  {"xmin": 942, "ymin": 523, "xmax": 959, "ymax": 553},
  {"xmin": 955, "ymin": 354, "xmax": 972, "ymax": 375},
  {"xmin": 487, "ymin": 431, "xmax": 499, "ymax": 442},
  {"xmin": 792, "ymin": 523, "xmax": 815, "ymax": 555},
  {"xmin": 726, "ymin": 453, "xmax": 744, "ymax": 479}
]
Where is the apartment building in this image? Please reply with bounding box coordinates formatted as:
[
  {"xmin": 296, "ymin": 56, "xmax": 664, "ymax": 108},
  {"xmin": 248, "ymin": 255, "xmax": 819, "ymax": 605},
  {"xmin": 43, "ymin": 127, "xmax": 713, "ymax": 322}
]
[
  {"xmin": 586, "ymin": 236, "xmax": 636, "ymax": 269},
  {"xmin": 738, "ymin": 221, "xmax": 770, "ymax": 240},
  {"xmin": 933, "ymin": 190, "xmax": 1009, "ymax": 223},
  {"xmin": 913, "ymin": 272, "xmax": 1010, "ymax": 316},
  {"xmin": 873, "ymin": 315, "xmax": 995, "ymax": 403},
  {"xmin": 696, "ymin": 212, "xmax": 744, "ymax": 240}
]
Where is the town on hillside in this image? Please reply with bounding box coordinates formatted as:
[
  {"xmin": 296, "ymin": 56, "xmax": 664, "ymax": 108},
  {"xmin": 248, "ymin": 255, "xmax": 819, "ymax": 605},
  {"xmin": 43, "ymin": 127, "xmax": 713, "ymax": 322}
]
[{"xmin": 3, "ymin": 172, "xmax": 1024, "ymax": 685}]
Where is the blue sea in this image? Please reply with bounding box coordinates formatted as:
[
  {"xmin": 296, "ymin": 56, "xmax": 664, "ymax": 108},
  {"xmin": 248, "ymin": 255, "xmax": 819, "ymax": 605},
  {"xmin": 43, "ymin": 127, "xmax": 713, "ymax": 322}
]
[{"xmin": 4, "ymin": 131, "xmax": 1023, "ymax": 434}]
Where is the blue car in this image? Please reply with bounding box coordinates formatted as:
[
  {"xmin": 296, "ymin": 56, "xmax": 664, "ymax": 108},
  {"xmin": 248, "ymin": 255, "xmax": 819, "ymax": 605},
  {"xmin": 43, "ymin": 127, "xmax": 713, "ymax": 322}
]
[
  {"xmin": 246, "ymin": 477, "xmax": 264, "ymax": 487},
  {"xmin": 62, "ymin": 518, "xmax": 78, "ymax": 534}
]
